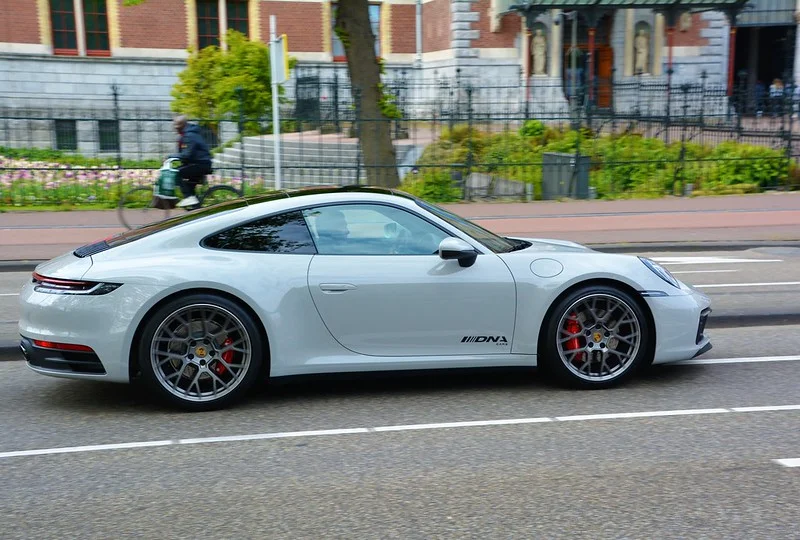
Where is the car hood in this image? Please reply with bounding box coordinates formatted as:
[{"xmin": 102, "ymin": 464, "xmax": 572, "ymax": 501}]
[{"xmin": 511, "ymin": 237, "xmax": 595, "ymax": 253}]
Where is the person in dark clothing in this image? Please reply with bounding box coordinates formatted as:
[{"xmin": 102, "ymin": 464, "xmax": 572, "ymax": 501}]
[{"xmin": 170, "ymin": 115, "xmax": 213, "ymax": 208}]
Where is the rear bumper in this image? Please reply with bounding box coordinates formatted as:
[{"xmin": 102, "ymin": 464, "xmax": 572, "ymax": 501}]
[{"xmin": 20, "ymin": 336, "xmax": 109, "ymax": 379}]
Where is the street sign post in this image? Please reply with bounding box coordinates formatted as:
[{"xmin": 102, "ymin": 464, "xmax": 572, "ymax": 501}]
[{"xmin": 269, "ymin": 16, "xmax": 289, "ymax": 189}]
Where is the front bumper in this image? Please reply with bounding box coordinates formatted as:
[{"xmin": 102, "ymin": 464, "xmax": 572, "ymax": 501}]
[{"xmin": 648, "ymin": 288, "xmax": 713, "ymax": 365}]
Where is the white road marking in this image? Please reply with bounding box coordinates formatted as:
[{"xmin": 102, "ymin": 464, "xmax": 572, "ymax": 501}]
[
  {"xmin": 680, "ymin": 355, "xmax": 800, "ymax": 366},
  {"xmin": 1, "ymin": 402, "xmax": 798, "ymax": 460},
  {"xmin": 671, "ymin": 270, "xmax": 739, "ymax": 275},
  {"xmin": 653, "ymin": 256, "xmax": 783, "ymax": 265},
  {"xmin": 695, "ymin": 282, "xmax": 800, "ymax": 289},
  {"xmin": 0, "ymin": 293, "xmax": 19, "ymax": 297},
  {"xmin": 774, "ymin": 458, "xmax": 800, "ymax": 467}
]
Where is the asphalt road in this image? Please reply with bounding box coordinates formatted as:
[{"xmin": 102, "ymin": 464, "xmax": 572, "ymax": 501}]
[
  {"xmin": 1, "ymin": 248, "xmax": 800, "ymax": 538},
  {"xmin": 0, "ymin": 323, "xmax": 799, "ymax": 538}
]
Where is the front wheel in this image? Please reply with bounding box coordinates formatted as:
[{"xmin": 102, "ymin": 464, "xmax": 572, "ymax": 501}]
[
  {"xmin": 118, "ymin": 187, "xmax": 172, "ymax": 230},
  {"xmin": 137, "ymin": 294, "xmax": 265, "ymax": 411},
  {"xmin": 199, "ymin": 185, "xmax": 244, "ymax": 208},
  {"xmin": 540, "ymin": 285, "xmax": 652, "ymax": 389}
]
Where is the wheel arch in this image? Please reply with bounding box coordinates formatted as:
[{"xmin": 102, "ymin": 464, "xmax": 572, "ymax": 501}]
[
  {"xmin": 128, "ymin": 287, "xmax": 271, "ymax": 381},
  {"xmin": 536, "ymin": 278, "xmax": 657, "ymax": 360}
]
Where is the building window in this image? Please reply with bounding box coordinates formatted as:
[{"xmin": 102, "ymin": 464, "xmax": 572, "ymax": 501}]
[
  {"xmin": 196, "ymin": 0, "xmax": 250, "ymax": 49},
  {"xmin": 226, "ymin": 0, "xmax": 249, "ymax": 37},
  {"xmin": 98, "ymin": 120, "xmax": 119, "ymax": 152},
  {"xmin": 197, "ymin": 0, "xmax": 221, "ymax": 49},
  {"xmin": 55, "ymin": 120, "xmax": 78, "ymax": 151},
  {"xmin": 50, "ymin": 0, "xmax": 78, "ymax": 55},
  {"xmin": 83, "ymin": 0, "xmax": 110, "ymax": 56},
  {"xmin": 50, "ymin": 0, "xmax": 110, "ymax": 56},
  {"xmin": 332, "ymin": 3, "xmax": 380, "ymax": 62}
]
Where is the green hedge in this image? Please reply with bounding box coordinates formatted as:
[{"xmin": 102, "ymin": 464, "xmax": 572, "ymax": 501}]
[
  {"xmin": 0, "ymin": 146, "xmax": 160, "ymax": 169},
  {"xmin": 400, "ymin": 122, "xmax": 792, "ymax": 202}
]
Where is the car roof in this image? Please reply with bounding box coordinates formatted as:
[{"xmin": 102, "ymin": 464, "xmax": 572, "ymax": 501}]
[{"xmin": 239, "ymin": 185, "xmax": 419, "ymax": 206}]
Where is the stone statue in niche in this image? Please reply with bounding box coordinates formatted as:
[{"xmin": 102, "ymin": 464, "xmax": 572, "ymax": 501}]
[
  {"xmin": 532, "ymin": 28, "xmax": 547, "ymax": 76},
  {"xmin": 634, "ymin": 27, "xmax": 649, "ymax": 74},
  {"xmin": 679, "ymin": 12, "xmax": 692, "ymax": 32}
]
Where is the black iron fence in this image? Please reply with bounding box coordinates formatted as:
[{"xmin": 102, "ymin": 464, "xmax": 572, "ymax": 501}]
[{"xmin": 1, "ymin": 72, "xmax": 799, "ymax": 207}]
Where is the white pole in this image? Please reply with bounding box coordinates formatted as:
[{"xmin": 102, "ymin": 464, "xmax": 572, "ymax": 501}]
[{"xmin": 270, "ymin": 15, "xmax": 282, "ymax": 190}]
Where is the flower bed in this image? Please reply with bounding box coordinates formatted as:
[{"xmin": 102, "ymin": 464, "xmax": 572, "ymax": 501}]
[{"xmin": 0, "ymin": 156, "xmax": 254, "ymax": 209}]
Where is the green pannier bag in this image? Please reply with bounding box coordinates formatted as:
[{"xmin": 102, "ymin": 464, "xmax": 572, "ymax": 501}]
[{"xmin": 155, "ymin": 164, "xmax": 179, "ymax": 199}]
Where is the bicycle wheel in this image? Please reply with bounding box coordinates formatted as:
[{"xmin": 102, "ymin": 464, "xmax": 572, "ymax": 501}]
[
  {"xmin": 199, "ymin": 185, "xmax": 244, "ymax": 208},
  {"xmin": 118, "ymin": 187, "xmax": 173, "ymax": 230}
]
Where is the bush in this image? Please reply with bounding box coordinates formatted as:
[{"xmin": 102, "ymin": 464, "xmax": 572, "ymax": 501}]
[
  {"xmin": 400, "ymin": 168, "xmax": 462, "ymax": 202},
  {"xmin": 519, "ymin": 119, "xmax": 546, "ymax": 138},
  {"xmin": 407, "ymin": 125, "xmax": 789, "ymax": 200}
]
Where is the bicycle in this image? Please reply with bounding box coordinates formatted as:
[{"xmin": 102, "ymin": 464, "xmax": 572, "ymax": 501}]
[{"xmin": 118, "ymin": 158, "xmax": 243, "ymax": 230}]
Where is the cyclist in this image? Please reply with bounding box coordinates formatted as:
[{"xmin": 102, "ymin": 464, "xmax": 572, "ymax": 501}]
[{"xmin": 170, "ymin": 115, "xmax": 213, "ymax": 208}]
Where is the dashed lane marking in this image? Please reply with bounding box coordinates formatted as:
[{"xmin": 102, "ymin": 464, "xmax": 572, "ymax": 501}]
[
  {"xmin": 1, "ymin": 403, "xmax": 799, "ymax": 460},
  {"xmin": 695, "ymin": 282, "xmax": 800, "ymax": 289}
]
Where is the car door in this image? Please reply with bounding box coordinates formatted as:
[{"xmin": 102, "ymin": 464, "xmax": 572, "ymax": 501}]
[{"xmin": 304, "ymin": 203, "xmax": 517, "ymax": 357}]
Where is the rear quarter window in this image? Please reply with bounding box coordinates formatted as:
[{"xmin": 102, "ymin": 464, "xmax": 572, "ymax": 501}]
[{"xmin": 202, "ymin": 210, "xmax": 317, "ymax": 254}]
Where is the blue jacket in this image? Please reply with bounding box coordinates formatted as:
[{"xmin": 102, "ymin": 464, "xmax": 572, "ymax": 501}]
[{"xmin": 172, "ymin": 124, "xmax": 212, "ymax": 165}]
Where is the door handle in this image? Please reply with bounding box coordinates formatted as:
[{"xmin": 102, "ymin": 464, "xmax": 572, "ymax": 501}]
[{"xmin": 319, "ymin": 283, "xmax": 357, "ymax": 293}]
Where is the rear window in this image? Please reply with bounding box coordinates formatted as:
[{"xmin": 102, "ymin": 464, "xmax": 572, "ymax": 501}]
[{"xmin": 74, "ymin": 196, "xmax": 284, "ymax": 258}]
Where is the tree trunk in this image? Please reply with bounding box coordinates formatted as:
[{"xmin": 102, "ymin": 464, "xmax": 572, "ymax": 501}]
[{"xmin": 335, "ymin": 0, "xmax": 400, "ymax": 187}]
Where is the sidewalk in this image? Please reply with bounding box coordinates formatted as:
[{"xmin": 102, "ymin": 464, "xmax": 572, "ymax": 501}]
[{"xmin": 2, "ymin": 192, "xmax": 800, "ymax": 263}]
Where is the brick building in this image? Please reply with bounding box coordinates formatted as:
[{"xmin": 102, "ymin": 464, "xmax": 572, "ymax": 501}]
[{"xmin": 1, "ymin": 1, "xmax": 799, "ymax": 155}]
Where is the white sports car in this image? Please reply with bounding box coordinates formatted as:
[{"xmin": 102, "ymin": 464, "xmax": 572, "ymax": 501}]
[{"xmin": 18, "ymin": 187, "xmax": 712, "ymax": 410}]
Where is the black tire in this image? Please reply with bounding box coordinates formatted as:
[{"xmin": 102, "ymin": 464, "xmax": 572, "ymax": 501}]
[
  {"xmin": 118, "ymin": 187, "xmax": 172, "ymax": 230},
  {"xmin": 137, "ymin": 293, "xmax": 265, "ymax": 411},
  {"xmin": 199, "ymin": 185, "xmax": 244, "ymax": 208},
  {"xmin": 539, "ymin": 285, "xmax": 652, "ymax": 389}
]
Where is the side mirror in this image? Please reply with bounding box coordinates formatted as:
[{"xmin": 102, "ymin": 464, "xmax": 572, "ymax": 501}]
[{"xmin": 439, "ymin": 237, "xmax": 479, "ymax": 267}]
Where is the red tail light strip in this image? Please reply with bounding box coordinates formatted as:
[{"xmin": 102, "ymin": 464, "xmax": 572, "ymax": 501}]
[
  {"xmin": 32, "ymin": 340, "xmax": 95, "ymax": 353},
  {"xmin": 32, "ymin": 272, "xmax": 95, "ymax": 290}
]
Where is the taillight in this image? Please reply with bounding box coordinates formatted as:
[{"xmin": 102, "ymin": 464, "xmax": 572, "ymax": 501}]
[
  {"xmin": 32, "ymin": 340, "xmax": 95, "ymax": 353},
  {"xmin": 32, "ymin": 272, "xmax": 121, "ymax": 295}
]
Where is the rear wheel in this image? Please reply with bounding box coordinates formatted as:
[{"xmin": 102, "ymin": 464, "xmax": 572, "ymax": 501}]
[
  {"xmin": 540, "ymin": 285, "xmax": 652, "ymax": 389},
  {"xmin": 118, "ymin": 187, "xmax": 172, "ymax": 230},
  {"xmin": 138, "ymin": 294, "xmax": 264, "ymax": 411}
]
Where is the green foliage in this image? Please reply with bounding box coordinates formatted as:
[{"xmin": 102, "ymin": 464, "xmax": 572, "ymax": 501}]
[
  {"xmin": 409, "ymin": 125, "xmax": 790, "ymax": 200},
  {"xmin": 400, "ymin": 169, "xmax": 462, "ymax": 202},
  {"xmin": 519, "ymin": 119, "xmax": 546, "ymax": 138},
  {"xmin": 705, "ymin": 142, "xmax": 787, "ymax": 189},
  {"xmin": 171, "ymin": 30, "xmax": 297, "ymax": 135},
  {"xmin": 377, "ymin": 83, "xmax": 402, "ymax": 120},
  {"xmin": 0, "ymin": 146, "xmax": 159, "ymax": 168}
]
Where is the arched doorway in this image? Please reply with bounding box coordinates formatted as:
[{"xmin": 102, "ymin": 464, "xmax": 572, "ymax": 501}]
[{"xmin": 563, "ymin": 13, "xmax": 614, "ymax": 108}]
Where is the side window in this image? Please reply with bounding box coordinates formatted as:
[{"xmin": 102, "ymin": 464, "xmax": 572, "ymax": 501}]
[
  {"xmin": 203, "ymin": 211, "xmax": 316, "ymax": 254},
  {"xmin": 303, "ymin": 204, "xmax": 450, "ymax": 255}
]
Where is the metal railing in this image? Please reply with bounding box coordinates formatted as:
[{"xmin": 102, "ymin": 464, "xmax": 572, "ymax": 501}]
[{"xmin": 1, "ymin": 72, "xmax": 799, "ymax": 207}]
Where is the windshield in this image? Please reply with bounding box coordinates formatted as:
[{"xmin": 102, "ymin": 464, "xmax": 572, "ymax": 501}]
[{"xmin": 416, "ymin": 200, "xmax": 518, "ymax": 253}]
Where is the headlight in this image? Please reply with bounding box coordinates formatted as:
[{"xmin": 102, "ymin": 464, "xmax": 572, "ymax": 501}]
[{"xmin": 638, "ymin": 257, "xmax": 680, "ymax": 288}]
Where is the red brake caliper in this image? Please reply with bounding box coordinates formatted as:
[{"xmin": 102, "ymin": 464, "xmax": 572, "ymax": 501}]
[
  {"xmin": 214, "ymin": 337, "xmax": 234, "ymax": 375},
  {"xmin": 564, "ymin": 314, "xmax": 584, "ymax": 364}
]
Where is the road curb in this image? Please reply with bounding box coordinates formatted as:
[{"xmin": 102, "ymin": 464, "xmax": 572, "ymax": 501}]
[
  {"xmin": 0, "ymin": 260, "xmax": 46, "ymax": 272},
  {"xmin": 1, "ymin": 241, "xmax": 799, "ymax": 272},
  {"xmin": 588, "ymin": 240, "xmax": 800, "ymax": 253},
  {"xmin": 0, "ymin": 342, "xmax": 20, "ymax": 361}
]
